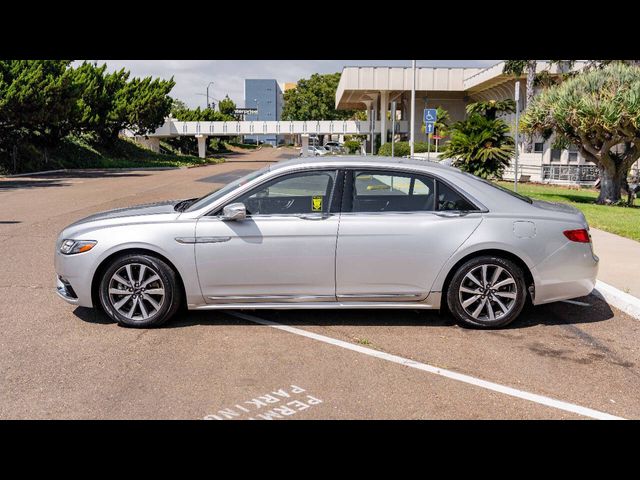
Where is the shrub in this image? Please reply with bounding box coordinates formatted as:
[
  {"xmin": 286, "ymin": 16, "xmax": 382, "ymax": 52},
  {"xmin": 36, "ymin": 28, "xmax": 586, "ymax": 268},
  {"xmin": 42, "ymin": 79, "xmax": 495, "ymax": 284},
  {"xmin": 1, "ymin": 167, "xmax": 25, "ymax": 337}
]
[
  {"xmin": 344, "ymin": 140, "xmax": 361, "ymax": 154},
  {"xmin": 377, "ymin": 141, "xmax": 431, "ymax": 157}
]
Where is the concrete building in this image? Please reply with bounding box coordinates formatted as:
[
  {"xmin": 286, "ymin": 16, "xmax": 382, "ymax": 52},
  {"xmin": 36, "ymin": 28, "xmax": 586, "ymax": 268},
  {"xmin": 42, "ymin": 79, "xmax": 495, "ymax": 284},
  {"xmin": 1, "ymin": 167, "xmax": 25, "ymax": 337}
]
[
  {"xmin": 335, "ymin": 61, "xmax": 638, "ymax": 185},
  {"xmin": 244, "ymin": 79, "xmax": 283, "ymax": 146}
]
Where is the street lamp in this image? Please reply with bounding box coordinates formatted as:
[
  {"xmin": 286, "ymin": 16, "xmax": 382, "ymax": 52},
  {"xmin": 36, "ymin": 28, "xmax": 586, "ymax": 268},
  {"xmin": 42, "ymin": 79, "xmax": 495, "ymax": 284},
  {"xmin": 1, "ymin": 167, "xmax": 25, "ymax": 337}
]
[
  {"xmin": 254, "ymin": 98, "xmax": 260, "ymax": 145},
  {"xmin": 206, "ymin": 82, "xmax": 214, "ymax": 109}
]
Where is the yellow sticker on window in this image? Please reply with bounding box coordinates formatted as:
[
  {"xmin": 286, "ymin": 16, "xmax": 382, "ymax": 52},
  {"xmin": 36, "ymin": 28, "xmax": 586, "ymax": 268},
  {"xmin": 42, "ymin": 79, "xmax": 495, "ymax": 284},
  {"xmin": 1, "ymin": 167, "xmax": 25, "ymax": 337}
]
[{"xmin": 312, "ymin": 196, "xmax": 323, "ymax": 212}]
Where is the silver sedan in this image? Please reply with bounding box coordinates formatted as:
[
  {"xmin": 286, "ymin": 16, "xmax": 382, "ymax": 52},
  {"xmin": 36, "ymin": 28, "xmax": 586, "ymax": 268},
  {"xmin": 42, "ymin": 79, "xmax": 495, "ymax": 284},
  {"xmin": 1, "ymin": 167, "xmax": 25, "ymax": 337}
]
[{"xmin": 54, "ymin": 157, "xmax": 599, "ymax": 329}]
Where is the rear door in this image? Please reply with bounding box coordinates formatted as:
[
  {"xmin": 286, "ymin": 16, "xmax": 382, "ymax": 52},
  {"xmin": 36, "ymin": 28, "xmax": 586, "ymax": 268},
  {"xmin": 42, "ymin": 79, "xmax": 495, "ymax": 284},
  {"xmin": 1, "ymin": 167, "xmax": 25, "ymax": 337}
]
[{"xmin": 335, "ymin": 169, "xmax": 483, "ymax": 301}]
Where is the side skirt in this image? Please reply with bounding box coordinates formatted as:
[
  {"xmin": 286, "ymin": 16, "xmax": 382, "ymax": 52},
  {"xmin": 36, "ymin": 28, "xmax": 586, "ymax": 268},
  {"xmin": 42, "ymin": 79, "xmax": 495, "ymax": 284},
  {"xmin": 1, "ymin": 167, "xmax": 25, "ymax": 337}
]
[{"xmin": 188, "ymin": 293, "xmax": 442, "ymax": 310}]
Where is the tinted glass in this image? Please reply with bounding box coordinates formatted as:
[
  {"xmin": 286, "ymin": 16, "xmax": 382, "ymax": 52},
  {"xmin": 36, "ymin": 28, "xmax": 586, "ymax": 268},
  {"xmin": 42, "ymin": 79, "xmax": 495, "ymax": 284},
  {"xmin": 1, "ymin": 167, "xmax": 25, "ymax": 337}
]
[
  {"xmin": 234, "ymin": 171, "xmax": 335, "ymax": 216},
  {"xmin": 351, "ymin": 171, "xmax": 435, "ymax": 212},
  {"xmin": 186, "ymin": 166, "xmax": 270, "ymax": 212},
  {"xmin": 436, "ymin": 180, "xmax": 477, "ymax": 211}
]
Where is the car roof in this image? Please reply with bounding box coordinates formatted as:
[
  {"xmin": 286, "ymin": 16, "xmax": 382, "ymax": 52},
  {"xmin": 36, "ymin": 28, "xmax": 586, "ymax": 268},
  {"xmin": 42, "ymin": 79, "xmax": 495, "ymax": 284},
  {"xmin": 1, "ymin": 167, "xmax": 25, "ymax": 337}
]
[
  {"xmin": 269, "ymin": 156, "xmax": 535, "ymax": 214},
  {"xmin": 272, "ymin": 155, "xmax": 462, "ymax": 174}
]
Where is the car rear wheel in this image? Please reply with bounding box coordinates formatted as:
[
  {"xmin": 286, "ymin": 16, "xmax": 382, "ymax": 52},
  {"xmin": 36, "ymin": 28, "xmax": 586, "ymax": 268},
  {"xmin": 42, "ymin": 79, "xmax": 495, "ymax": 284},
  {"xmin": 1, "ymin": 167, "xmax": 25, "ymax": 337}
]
[
  {"xmin": 446, "ymin": 255, "xmax": 526, "ymax": 329},
  {"xmin": 98, "ymin": 254, "xmax": 182, "ymax": 328}
]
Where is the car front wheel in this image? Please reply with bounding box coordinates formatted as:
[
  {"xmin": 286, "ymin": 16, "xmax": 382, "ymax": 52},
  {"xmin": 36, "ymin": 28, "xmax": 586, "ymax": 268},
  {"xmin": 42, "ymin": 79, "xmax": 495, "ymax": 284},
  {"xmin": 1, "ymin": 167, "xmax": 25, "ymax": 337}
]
[
  {"xmin": 446, "ymin": 256, "xmax": 527, "ymax": 329},
  {"xmin": 98, "ymin": 254, "xmax": 182, "ymax": 328}
]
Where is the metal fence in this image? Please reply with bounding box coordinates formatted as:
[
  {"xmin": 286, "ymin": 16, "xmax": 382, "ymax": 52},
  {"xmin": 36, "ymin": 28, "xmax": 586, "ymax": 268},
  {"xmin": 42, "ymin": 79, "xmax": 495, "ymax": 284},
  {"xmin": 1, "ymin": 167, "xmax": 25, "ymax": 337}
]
[{"xmin": 542, "ymin": 164, "xmax": 599, "ymax": 183}]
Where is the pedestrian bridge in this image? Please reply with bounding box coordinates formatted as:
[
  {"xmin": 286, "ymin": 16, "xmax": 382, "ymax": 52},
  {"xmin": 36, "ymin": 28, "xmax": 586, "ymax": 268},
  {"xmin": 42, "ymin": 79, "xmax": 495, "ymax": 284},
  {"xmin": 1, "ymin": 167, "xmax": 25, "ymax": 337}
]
[{"xmin": 124, "ymin": 118, "xmax": 410, "ymax": 158}]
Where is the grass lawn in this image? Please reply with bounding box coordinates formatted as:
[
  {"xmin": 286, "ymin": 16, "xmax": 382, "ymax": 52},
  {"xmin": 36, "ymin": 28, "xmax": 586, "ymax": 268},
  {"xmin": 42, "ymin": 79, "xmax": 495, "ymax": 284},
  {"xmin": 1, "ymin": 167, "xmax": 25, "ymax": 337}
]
[{"xmin": 497, "ymin": 181, "xmax": 640, "ymax": 242}]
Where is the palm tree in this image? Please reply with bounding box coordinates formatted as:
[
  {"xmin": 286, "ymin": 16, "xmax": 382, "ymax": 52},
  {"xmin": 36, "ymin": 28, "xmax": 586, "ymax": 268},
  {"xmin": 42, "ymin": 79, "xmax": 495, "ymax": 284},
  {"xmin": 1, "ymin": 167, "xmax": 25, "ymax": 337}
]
[
  {"xmin": 465, "ymin": 99, "xmax": 516, "ymax": 120},
  {"xmin": 439, "ymin": 114, "xmax": 515, "ymax": 179}
]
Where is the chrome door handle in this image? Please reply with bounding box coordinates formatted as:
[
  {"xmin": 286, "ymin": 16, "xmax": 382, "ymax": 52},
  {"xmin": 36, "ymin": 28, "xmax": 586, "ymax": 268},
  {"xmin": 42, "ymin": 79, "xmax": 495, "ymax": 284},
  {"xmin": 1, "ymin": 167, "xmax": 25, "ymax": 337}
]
[
  {"xmin": 299, "ymin": 213, "xmax": 329, "ymax": 220},
  {"xmin": 434, "ymin": 211, "xmax": 466, "ymax": 218}
]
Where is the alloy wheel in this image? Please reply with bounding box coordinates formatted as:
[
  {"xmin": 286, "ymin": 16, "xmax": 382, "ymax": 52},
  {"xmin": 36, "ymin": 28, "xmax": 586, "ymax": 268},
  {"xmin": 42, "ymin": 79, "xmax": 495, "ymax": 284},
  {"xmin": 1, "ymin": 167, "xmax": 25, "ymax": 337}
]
[
  {"xmin": 458, "ymin": 264, "xmax": 518, "ymax": 322},
  {"xmin": 108, "ymin": 263, "xmax": 165, "ymax": 321}
]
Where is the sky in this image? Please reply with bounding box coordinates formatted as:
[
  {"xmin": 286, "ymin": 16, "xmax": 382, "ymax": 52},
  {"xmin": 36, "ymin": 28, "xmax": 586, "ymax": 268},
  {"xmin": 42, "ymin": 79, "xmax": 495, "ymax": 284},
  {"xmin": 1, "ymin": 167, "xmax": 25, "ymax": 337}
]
[{"xmin": 77, "ymin": 60, "xmax": 500, "ymax": 109}]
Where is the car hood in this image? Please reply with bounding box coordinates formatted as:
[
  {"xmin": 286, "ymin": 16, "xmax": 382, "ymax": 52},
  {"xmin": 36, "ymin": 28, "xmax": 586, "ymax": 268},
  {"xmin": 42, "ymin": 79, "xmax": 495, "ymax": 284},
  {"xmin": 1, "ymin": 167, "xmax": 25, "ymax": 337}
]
[{"xmin": 69, "ymin": 200, "xmax": 180, "ymax": 227}]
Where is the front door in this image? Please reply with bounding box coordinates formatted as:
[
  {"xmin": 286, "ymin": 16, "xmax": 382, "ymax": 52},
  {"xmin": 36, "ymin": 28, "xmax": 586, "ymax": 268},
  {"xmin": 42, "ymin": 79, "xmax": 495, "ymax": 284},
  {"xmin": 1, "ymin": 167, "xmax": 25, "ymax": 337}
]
[
  {"xmin": 195, "ymin": 169, "xmax": 340, "ymax": 303},
  {"xmin": 335, "ymin": 169, "xmax": 483, "ymax": 301}
]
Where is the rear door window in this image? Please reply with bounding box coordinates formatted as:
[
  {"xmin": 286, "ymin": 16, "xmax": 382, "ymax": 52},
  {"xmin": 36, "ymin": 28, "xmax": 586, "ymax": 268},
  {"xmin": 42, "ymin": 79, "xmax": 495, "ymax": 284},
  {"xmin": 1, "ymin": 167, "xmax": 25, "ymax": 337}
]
[
  {"xmin": 351, "ymin": 170, "xmax": 435, "ymax": 213},
  {"xmin": 436, "ymin": 180, "xmax": 477, "ymax": 211}
]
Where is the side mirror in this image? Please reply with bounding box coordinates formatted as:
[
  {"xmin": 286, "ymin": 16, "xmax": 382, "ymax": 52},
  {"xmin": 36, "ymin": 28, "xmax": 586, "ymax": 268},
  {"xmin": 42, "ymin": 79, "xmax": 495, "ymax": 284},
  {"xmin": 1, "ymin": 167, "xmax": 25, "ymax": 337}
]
[{"xmin": 221, "ymin": 202, "xmax": 246, "ymax": 222}]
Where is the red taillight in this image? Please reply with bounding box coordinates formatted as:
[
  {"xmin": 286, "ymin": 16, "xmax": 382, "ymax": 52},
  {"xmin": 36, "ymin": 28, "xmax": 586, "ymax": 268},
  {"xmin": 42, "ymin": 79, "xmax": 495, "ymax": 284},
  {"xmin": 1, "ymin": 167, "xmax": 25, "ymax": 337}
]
[{"xmin": 563, "ymin": 229, "xmax": 590, "ymax": 243}]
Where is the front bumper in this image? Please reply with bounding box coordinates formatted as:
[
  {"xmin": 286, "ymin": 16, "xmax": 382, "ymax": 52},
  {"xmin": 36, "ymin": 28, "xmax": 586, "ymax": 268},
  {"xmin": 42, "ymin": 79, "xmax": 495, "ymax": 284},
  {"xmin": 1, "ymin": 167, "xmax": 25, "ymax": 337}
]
[
  {"xmin": 56, "ymin": 275, "xmax": 80, "ymax": 305},
  {"xmin": 54, "ymin": 249, "xmax": 97, "ymax": 308}
]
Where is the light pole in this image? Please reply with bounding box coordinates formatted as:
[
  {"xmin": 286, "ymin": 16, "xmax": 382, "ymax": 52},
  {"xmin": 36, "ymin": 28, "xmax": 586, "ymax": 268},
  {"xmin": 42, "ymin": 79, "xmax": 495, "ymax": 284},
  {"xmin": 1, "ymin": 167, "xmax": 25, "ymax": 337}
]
[
  {"xmin": 410, "ymin": 60, "xmax": 416, "ymax": 158},
  {"xmin": 514, "ymin": 81, "xmax": 520, "ymax": 192},
  {"xmin": 391, "ymin": 100, "xmax": 396, "ymax": 158},
  {"xmin": 206, "ymin": 82, "xmax": 214, "ymax": 109},
  {"xmin": 254, "ymin": 98, "xmax": 260, "ymax": 145}
]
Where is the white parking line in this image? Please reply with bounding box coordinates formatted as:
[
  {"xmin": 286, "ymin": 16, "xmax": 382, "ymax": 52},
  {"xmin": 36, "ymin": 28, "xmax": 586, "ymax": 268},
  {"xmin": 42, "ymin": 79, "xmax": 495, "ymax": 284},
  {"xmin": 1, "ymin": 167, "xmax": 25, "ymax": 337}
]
[{"xmin": 229, "ymin": 311, "xmax": 624, "ymax": 420}]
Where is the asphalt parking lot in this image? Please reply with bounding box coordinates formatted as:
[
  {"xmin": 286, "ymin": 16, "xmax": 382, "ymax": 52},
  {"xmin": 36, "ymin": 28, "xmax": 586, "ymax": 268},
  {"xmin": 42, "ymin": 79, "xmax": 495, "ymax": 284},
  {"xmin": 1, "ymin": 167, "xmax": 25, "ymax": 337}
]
[{"xmin": 1, "ymin": 147, "xmax": 639, "ymax": 420}]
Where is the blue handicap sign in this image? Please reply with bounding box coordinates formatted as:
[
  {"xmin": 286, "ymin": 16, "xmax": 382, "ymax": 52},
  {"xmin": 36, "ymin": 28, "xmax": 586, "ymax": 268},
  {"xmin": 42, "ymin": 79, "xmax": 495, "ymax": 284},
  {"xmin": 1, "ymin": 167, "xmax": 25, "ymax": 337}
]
[
  {"xmin": 424, "ymin": 108, "xmax": 437, "ymax": 122},
  {"xmin": 425, "ymin": 122, "xmax": 435, "ymax": 134}
]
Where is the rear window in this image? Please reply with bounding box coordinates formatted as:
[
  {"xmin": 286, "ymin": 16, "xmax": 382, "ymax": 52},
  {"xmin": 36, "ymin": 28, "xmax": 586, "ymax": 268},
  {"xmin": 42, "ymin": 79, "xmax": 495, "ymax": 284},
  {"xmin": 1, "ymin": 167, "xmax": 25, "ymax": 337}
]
[{"xmin": 477, "ymin": 177, "xmax": 533, "ymax": 204}]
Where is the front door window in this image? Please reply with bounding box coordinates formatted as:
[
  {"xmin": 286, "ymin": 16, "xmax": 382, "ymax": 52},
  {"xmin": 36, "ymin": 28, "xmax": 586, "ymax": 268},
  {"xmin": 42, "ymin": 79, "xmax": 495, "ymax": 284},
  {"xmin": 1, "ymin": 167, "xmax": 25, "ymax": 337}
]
[{"xmin": 233, "ymin": 170, "xmax": 336, "ymax": 216}]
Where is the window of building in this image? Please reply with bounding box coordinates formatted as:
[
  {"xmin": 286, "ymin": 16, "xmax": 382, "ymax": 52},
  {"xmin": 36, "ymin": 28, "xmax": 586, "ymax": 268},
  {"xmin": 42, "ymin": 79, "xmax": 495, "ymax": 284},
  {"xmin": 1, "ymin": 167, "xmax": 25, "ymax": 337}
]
[
  {"xmin": 568, "ymin": 145, "xmax": 579, "ymax": 162},
  {"xmin": 534, "ymin": 142, "xmax": 544, "ymax": 153},
  {"xmin": 550, "ymin": 149, "xmax": 562, "ymax": 162}
]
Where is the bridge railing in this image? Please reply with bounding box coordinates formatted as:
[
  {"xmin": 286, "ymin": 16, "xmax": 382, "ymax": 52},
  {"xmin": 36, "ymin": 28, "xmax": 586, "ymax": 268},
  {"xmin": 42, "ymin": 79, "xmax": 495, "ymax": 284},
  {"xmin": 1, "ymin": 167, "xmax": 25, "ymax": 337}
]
[{"xmin": 130, "ymin": 119, "xmax": 409, "ymax": 137}]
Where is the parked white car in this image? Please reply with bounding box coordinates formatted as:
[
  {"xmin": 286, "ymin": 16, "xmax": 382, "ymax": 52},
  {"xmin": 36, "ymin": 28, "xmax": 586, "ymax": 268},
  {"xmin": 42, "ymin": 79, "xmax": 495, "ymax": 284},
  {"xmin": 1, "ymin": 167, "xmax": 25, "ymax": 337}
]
[
  {"xmin": 299, "ymin": 146, "xmax": 328, "ymax": 156},
  {"xmin": 55, "ymin": 156, "xmax": 599, "ymax": 329}
]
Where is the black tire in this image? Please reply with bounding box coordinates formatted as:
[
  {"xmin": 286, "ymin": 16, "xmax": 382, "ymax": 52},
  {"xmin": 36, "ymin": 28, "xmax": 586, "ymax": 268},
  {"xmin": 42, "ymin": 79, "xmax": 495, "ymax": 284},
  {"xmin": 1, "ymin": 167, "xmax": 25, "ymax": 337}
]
[
  {"xmin": 98, "ymin": 253, "xmax": 182, "ymax": 328},
  {"xmin": 446, "ymin": 255, "xmax": 527, "ymax": 329}
]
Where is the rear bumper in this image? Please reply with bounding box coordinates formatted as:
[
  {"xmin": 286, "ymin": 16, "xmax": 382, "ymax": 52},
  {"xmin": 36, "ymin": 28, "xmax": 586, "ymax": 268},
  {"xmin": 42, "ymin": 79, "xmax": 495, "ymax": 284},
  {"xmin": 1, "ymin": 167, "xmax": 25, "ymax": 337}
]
[{"xmin": 532, "ymin": 241, "xmax": 599, "ymax": 305}]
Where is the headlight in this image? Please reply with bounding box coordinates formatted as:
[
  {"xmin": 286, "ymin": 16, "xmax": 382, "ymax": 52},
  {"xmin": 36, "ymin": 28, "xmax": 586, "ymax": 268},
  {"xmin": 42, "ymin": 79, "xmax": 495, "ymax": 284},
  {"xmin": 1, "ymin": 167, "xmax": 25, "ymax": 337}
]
[{"xmin": 59, "ymin": 239, "xmax": 97, "ymax": 255}]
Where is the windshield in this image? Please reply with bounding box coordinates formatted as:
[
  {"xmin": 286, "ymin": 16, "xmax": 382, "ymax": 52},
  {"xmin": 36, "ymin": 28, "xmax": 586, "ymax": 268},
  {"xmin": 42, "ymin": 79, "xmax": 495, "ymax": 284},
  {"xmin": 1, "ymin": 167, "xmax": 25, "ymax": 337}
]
[
  {"xmin": 184, "ymin": 166, "xmax": 270, "ymax": 212},
  {"xmin": 478, "ymin": 177, "xmax": 533, "ymax": 204}
]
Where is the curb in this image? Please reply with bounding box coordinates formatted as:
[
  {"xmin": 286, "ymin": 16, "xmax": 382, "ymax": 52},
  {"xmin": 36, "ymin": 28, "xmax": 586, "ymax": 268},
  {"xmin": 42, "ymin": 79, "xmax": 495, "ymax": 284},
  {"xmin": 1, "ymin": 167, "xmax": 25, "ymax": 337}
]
[
  {"xmin": 1, "ymin": 167, "xmax": 182, "ymax": 178},
  {"xmin": 594, "ymin": 280, "xmax": 640, "ymax": 320},
  {"xmin": 3, "ymin": 169, "xmax": 66, "ymax": 177}
]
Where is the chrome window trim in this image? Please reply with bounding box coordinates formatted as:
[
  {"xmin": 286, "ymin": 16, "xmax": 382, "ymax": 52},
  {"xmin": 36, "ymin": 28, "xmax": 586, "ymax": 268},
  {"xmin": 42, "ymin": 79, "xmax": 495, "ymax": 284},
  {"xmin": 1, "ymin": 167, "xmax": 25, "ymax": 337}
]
[
  {"xmin": 194, "ymin": 163, "xmax": 488, "ymax": 218},
  {"xmin": 198, "ymin": 212, "xmax": 338, "ymax": 221}
]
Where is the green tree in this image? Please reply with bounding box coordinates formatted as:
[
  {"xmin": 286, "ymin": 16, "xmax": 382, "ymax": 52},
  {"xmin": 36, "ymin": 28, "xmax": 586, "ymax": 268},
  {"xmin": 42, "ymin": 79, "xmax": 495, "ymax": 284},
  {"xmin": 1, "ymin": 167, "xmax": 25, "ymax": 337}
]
[
  {"xmin": 0, "ymin": 60, "xmax": 80, "ymax": 163},
  {"xmin": 465, "ymin": 99, "xmax": 515, "ymax": 120},
  {"xmin": 70, "ymin": 62, "xmax": 129, "ymax": 139},
  {"xmin": 522, "ymin": 62, "xmax": 640, "ymax": 204},
  {"xmin": 281, "ymin": 72, "xmax": 355, "ymax": 121},
  {"xmin": 170, "ymin": 98, "xmax": 189, "ymax": 118},
  {"xmin": 439, "ymin": 113, "xmax": 515, "ymax": 178},
  {"xmin": 218, "ymin": 95, "xmax": 236, "ymax": 117},
  {"xmin": 105, "ymin": 75, "xmax": 175, "ymax": 141},
  {"xmin": 170, "ymin": 105, "xmax": 229, "ymax": 121},
  {"xmin": 69, "ymin": 62, "xmax": 175, "ymax": 143}
]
